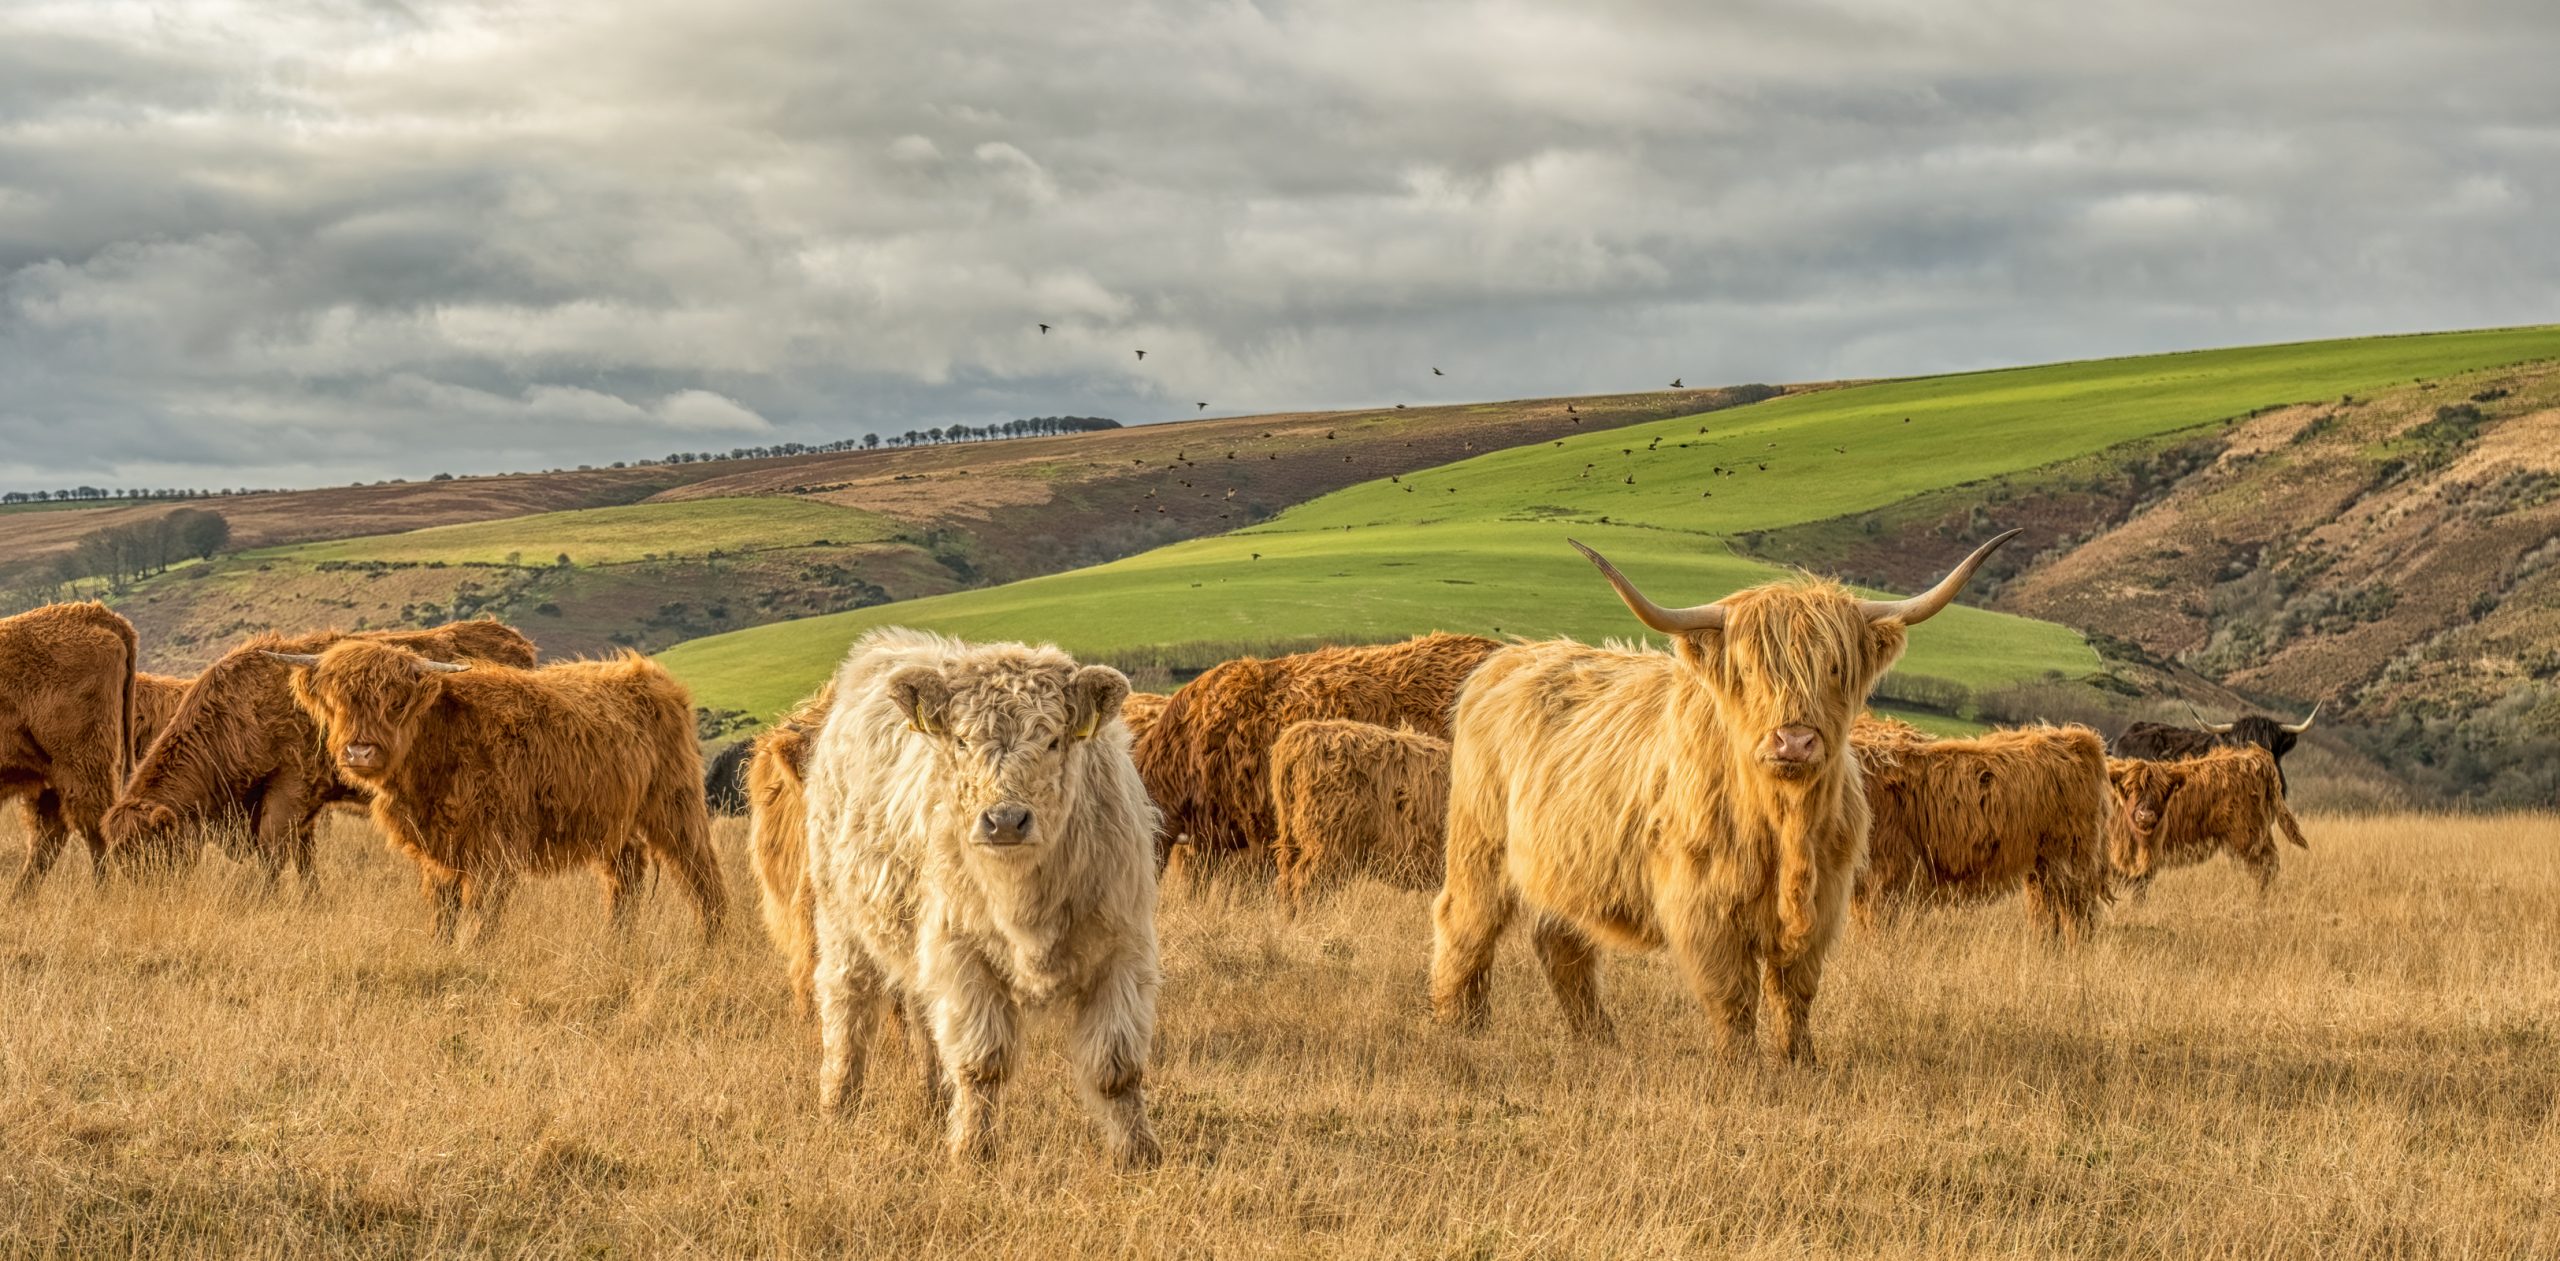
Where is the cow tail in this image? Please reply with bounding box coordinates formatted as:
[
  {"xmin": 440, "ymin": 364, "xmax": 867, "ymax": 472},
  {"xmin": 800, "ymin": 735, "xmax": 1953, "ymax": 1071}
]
[{"xmin": 2271, "ymin": 780, "xmax": 2309, "ymax": 850}]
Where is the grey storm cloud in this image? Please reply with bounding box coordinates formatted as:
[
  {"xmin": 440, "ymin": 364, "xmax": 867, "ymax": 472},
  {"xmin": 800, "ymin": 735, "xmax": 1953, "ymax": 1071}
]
[{"xmin": 1, "ymin": 0, "xmax": 2554, "ymax": 488}]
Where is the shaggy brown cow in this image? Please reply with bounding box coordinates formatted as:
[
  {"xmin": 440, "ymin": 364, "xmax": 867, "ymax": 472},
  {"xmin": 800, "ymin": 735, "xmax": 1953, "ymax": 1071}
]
[
  {"xmin": 0, "ymin": 603, "xmax": 137, "ymax": 900},
  {"xmin": 1121, "ymin": 692, "xmax": 1169, "ymax": 747},
  {"xmin": 1269, "ymin": 719, "xmax": 1449, "ymax": 913},
  {"xmin": 1135, "ymin": 633, "xmax": 1498, "ymax": 876},
  {"xmin": 1432, "ymin": 531, "xmax": 2017, "ymax": 1062},
  {"xmin": 275, "ymin": 642, "xmax": 726, "ymax": 945},
  {"xmin": 7, "ymin": 670, "xmax": 185, "ymax": 895},
  {"xmin": 1850, "ymin": 716, "xmax": 2112, "ymax": 940},
  {"xmin": 747, "ymin": 682, "xmax": 837, "ymax": 1015},
  {"xmin": 103, "ymin": 620, "xmax": 537, "ymax": 891},
  {"xmin": 2106, "ymin": 746, "xmax": 2309, "ymax": 895}
]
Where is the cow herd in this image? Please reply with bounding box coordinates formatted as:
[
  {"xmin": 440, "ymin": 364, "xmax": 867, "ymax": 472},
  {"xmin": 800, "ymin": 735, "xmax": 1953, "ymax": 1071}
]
[{"xmin": 2, "ymin": 525, "xmax": 2319, "ymax": 1171}]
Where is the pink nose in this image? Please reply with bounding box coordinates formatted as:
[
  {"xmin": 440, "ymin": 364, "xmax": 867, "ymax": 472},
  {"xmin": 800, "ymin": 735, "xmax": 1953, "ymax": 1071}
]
[{"xmin": 1766, "ymin": 726, "xmax": 1822, "ymax": 764}]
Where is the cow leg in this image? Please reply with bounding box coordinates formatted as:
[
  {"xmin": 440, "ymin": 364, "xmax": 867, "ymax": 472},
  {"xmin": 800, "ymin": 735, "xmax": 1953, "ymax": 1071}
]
[
  {"xmin": 425, "ymin": 872, "xmax": 465, "ymax": 945},
  {"xmin": 599, "ymin": 843, "xmax": 650, "ymax": 935},
  {"xmin": 1070, "ymin": 955, "xmax": 1162, "ymax": 1170},
  {"xmin": 10, "ymin": 793, "xmax": 72, "ymax": 900},
  {"xmin": 1761, "ymin": 866, "xmax": 1852, "ymax": 1066},
  {"xmin": 1429, "ymin": 800, "xmax": 1516, "ymax": 1031},
  {"xmin": 813, "ymin": 914, "xmax": 886, "ymax": 1115},
  {"xmin": 2028, "ymin": 837, "xmax": 2098, "ymax": 944},
  {"xmin": 1530, "ymin": 914, "xmax": 1615, "ymax": 1043},
  {"xmin": 644, "ymin": 794, "xmax": 729, "ymax": 945},
  {"xmin": 1663, "ymin": 897, "xmax": 1759, "ymax": 1063},
  {"xmin": 931, "ymin": 954, "xmax": 1020, "ymax": 1165},
  {"xmin": 889, "ymin": 991, "xmax": 948, "ymax": 1120},
  {"xmin": 288, "ymin": 816, "xmax": 323, "ymax": 904},
  {"xmin": 254, "ymin": 787, "xmax": 325, "ymax": 904},
  {"xmin": 465, "ymin": 871, "xmax": 518, "ymax": 947}
]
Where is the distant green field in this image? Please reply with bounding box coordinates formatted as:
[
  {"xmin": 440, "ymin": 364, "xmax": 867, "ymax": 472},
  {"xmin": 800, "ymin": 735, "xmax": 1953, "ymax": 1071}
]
[
  {"xmin": 258, "ymin": 498, "xmax": 899, "ymax": 567},
  {"xmin": 658, "ymin": 326, "xmax": 2560, "ymax": 719}
]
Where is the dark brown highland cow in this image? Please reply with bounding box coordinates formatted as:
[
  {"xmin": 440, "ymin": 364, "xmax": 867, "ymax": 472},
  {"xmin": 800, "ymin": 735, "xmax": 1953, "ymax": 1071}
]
[
  {"xmin": 103, "ymin": 620, "xmax": 537, "ymax": 892},
  {"xmin": 1850, "ymin": 716, "xmax": 2113, "ymax": 940},
  {"xmin": 0, "ymin": 601, "xmax": 143, "ymax": 897},
  {"xmin": 276, "ymin": 640, "xmax": 726, "ymax": 945},
  {"xmin": 1135, "ymin": 633, "xmax": 1498, "ymax": 879}
]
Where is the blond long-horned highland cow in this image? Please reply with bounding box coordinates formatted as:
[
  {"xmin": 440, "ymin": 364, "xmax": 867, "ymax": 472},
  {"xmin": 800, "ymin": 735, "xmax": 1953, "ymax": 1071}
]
[
  {"xmin": 800, "ymin": 628, "xmax": 1163, "ymax": 1169},
  {"xmin": 1431, "ymin": 530, "xmax": 2018, "ymax": 1063}
]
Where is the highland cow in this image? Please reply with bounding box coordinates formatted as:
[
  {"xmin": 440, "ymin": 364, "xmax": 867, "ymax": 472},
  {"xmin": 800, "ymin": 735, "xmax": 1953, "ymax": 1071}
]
[
  {"xmin": 1269, "ymin": 719, "xmax": 1449, "ymax": 913},
  {"xmin": 746, "ymin": 682, "xmax": 837, "ymax": 1015},
  {"xmin": 1135, "ymin": 633, "xmax": 1497, "ymax": 878},
  {"xmin": 103, "ymin": 621, "xmax": 537, "ymax": 891},
  {"xmin": 0, "ymin": 603, "xmax": 137, "ymax": 900},
  {"xmin": 2107, "ymin": 746, "xmax": 2309, "ymax": 895},
  {"xmin": 274, "ymin": 642, "xmax": 725, "ymax": 945},
  {"xmin": 8, "ymin": 669, "xmax": 185, "ymax": 895},
  {"xmin": 1432, "ymin": 531, "xmax": 2017, "ymax": 1062},
  {"xmin": 2112, "ymin": 703, "xmax": 2318, "ymax": 794},
  {"xmin": 1850, "ymin": 716, "xmax": 2112, "ymax": 940},
  {"xmin": 705, "ymin": 737, "xmax": 755, "ymax": 816},
  {"xmin": 801, "ymin": 628, "xmax": 1162, "ymax": 1168},
  {"xmin": 1120, "ymin": 692, "xmax": 1169, "ymax": 748}
]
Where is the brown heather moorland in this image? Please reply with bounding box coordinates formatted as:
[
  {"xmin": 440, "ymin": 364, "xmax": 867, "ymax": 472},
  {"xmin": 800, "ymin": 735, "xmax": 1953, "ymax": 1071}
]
[{"xmin": 4, "ymin": 812, "xmax": 2555, "ymax": 1258}]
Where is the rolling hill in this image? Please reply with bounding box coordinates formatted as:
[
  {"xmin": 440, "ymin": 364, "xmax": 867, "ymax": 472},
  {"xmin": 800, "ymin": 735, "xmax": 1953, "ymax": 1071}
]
[{"xmin": 656, "ymin": 326, "xmax": 2560, "ymax": 745}]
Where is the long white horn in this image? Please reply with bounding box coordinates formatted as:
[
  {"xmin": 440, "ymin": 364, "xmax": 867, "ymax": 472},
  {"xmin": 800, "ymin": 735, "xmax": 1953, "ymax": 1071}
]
[
  {"xmin": 412, "ymin": 658, "xmax": 471, "ymax": 674},
  {"xmin": 1857, "ymin": 529, "xmax": 2022, "ymax": 626},
  {"xmin": 2280, "ymin": 701, "xmax": 2320, "ymax": 735},
  {"xmin": 1569, "ymin": 539, "xmax": 1726, "ymax": 633},
  {"xmin": 2186, "ymin": 702, "xmax": 2236, "ymax": 735},
  {"xmin": 260, "ymin": 651, "xmax": 322, "ymax": 666}
]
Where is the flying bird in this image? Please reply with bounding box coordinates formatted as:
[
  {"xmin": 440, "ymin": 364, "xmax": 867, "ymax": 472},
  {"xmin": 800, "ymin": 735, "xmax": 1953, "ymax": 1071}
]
[
  {"xmin": 1135, "ymin": 349, "xmax": 1146, "ymax": 360},
  {"xmin": 1834, "ymin": 446, "xmax": 1846, "ymax": 454},
  {"xmin": 1669, "ymin": 378, "xmax": 1682, "ymax": 388},
  {"xmin": 1432, "ymin": 367, "xmax": 1444, "ymax": 376},
  {"xmin": 1566, "ymin": 404, "xmax": 1577, "ymax": 414},
  {"xmin": 1198, "ymin": 403, "xmax": 1208, "ymax": 411},
  {"xmin": 1396, "ymin": 403, "xmax": 1406, "ymax": 409},
  {"xmin": 1623, "ymin": 475, "xmax": 1634, "ymax": 485},
  {"xmin": 1757, "ymin": 462, "xmax": 1768, "ymax": 471},
  {"xmin": 1038, "ymin": 323, "xmax": 1050, "ymax": 334}
]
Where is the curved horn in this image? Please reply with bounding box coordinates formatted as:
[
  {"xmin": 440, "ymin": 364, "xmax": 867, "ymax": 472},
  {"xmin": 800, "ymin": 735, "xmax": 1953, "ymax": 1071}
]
[
  {"xmin": 411, "ymin": 658, "xmax": 471, "ymax": 674},
  {"xmin": 1857, "ymin": 528, "xmax": 2022, "ymax": 626},
  {"xmin": 2186, "ymin": 702, "xmax": 2237, "ymax": 735},
  {"xmin": 1568, "ymin": 539, "xmax": 1726, "ymax": 634},
  {"xmin": 2280, "ymin": 701, "xmax": 2320, "ymax": 735},
  {"xmin": 260, "ymin": 651, "xmax": 322, "ymax": 667}
]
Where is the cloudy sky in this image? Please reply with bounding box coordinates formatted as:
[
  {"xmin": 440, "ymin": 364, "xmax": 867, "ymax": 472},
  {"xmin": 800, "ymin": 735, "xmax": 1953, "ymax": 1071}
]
[{"xmin": 2, "ymin": 1, "xmax": 2553, "ymax": 489}]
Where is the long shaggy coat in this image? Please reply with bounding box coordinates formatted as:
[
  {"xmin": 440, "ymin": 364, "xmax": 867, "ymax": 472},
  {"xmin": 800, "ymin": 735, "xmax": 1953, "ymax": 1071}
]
[
  {"xmin": 103, "ymin": 620, "xmax": 536, "ymax": 891},
  {"xmin": 1850, "ymin": 717, "xmax": 2112, "ymax": 939},
  {"xmin": 0, "ymin": 603, "xmax": 136, "ymax": 900},
  {"xmin": 283, "ymin": 642, "xmax": 724, "ymax": 945},
  {"xmin": 1135, "ymin": 633, "xmax": 1497, "ymax": 875},
  {"xmin": 801, "ymin": 628, "xmax": 1162, "ymax": 1168},
  {"xmin": 8, "ymin": 666, "xmax": 183, "ymax": 897},
  {"xmin": 1268, "ymin": 719, "xmax": 1449, "ymax": 913},
  {"xmin": 1432, "ymin": 583, "xmax": 1909, "ymax": 1063},
  {"xmin": 746, "ymin": 682, "xmax": 836, "ymax": 1015},
  {"xmin": 2107, "ymin": 746, "xmax": 2309, "ymax": 894}
]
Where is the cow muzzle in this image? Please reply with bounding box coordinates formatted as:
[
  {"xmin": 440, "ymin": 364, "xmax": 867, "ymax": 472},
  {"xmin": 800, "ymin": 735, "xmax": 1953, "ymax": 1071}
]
[
  {"xmin": 975, "ymin": 803, "xmax": 1035, "ymax": 847},
  {"xmin": 340, "ymin": 743, "xmax": 384, "ymax": 771},
  {"xmin": 2130, "ymin": 808, "xmax": 2161, "ymax": 833},
  {"xmin": 1760, "ymin": 725, "xmax": 1825, "ymax": 774}
]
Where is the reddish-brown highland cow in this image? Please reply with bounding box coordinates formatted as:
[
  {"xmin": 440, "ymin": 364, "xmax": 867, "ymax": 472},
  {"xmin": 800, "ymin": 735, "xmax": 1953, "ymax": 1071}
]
[
  {"xmin": 0, "ymin": 603, "xmax": 137, "ymax": 899},
  {"xmin": 103, "ymin": 621, "xmax": 537, "ymax": 892},
  {"xmin": 1268, "ymin": 719, "xmax": 1449, "ymax": 914},
  {"xmin": 8, "ymin": 668, "xmax": 186, "ymax": 896},
  {"xmin": 1120, "ymin": 692, "xmax": 1169, "ymax": 748},
  {"xmin": 1850, "ymin": 716, "xmax": 2113, "ymax": 940},
  {"xmin": 1432, "ymin": 531, "xmax": 2017, "ymax": 1063},
  {"xmin": 746, "ymin": 681, "xmax": 838, "ymax": 1015},
  {"xmin": 275, "ymin": 641, "xmax": 726, "ymax": 945},
  {"xmin": 2106, "ymin": 746, "xmax": 2309, "ymax": 895},
  {"xmin": 1134, "ymin": 633, "xmax": 1498, "ymax": 879}
]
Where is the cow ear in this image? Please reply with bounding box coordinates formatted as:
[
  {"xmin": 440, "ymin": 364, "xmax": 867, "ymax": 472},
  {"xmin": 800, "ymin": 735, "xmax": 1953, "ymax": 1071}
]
[
  {"xmin": 1066, "ymin": 665, "xmax": 1131, "ymax": 741},
  {"xmin": 885, "ymin": 665, "xmax": 952, "ymax": 737}
]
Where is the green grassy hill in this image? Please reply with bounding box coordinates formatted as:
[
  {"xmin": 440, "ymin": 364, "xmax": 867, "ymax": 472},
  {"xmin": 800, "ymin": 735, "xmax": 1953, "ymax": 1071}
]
[{"xmin": 655, "ymin": 325, "xmax": 2560, "ymax": 720}]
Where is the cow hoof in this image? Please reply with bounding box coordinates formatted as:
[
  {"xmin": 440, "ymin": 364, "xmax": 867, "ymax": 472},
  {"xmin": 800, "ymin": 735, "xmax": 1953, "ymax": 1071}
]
[{"xmin": 1114, "ymin": 1132, "xmax": 1163, "ymax": 1171}]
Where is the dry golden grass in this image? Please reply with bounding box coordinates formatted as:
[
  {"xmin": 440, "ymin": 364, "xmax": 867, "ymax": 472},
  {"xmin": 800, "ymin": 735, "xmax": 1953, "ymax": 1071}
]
[{"xmin": 5, "ymin": 813, "xmax": 2556, "ymax": 1258}]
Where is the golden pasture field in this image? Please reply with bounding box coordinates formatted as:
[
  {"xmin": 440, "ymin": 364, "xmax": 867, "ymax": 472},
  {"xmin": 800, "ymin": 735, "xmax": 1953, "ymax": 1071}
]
[{"xmin": 5, "ymin": 814, "xmax": 2555, "ymax": 1258}]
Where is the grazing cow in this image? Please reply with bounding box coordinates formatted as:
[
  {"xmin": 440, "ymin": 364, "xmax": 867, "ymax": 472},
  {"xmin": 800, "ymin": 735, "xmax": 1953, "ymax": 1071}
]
[
  {"xmin": 1269, "ymin": 719, "xmax": 1449, "ymax": 913},
  {"xmin": 2111, "ymin": 703, "xmax": 2318, "ymax": 793},
  {"xmin": 2106, "ymin": 746, "xmax": 2309, "ymax": 895},
  {"xmin": 1849, "ymin": 717, "xmax": 2112, "ymax": 940},
  {"xmin": 8, "ymin": 670, "xmax": 185, "ymax": 895},
  {"xmin": 705, "ymin": 737, "xmax": 754, "ymax": 815},
  {"xmin": 273, "ymin": 642, "xmax": 726, "ymax": 945},
  {"xmin": 1135, "ymin": 633, "xmax": 1498, "ymax": 876},
  {"xmin": 1121, "ymin": 692, "xmax": 1170, "ymax": 747},
  {"xmin": 0, "ymin": 603, "xmax": 137, "ymax": 900},
  {"xmin": 1432, "ymin": 531, "xmax": 2017, "ymax": 1062},
  {"xmin": 802, "ymin": 628, "xmax": 1162, "ymax": 1168},
  {"xmin": 746, "ymin": 682, "xmax": 837, "ymax": 1015},
  {"xmin": 103, "ymin": 621, "xmax": 537, "ymax": 890}
]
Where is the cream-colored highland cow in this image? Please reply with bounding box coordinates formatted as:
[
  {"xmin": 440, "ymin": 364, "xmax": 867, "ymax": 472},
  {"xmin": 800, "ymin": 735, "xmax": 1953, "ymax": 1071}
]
[
  {"xmin": 1432, "ymin": 530, "xmax": 2017, "ymax": 1064},
  {"xmin": 1268, "ymin": 718, "xmax": 1450, "ymax": 913},
  {"xmin": 801, "ymin": 628, "xmax": 1164, "ymax": 1169}
]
